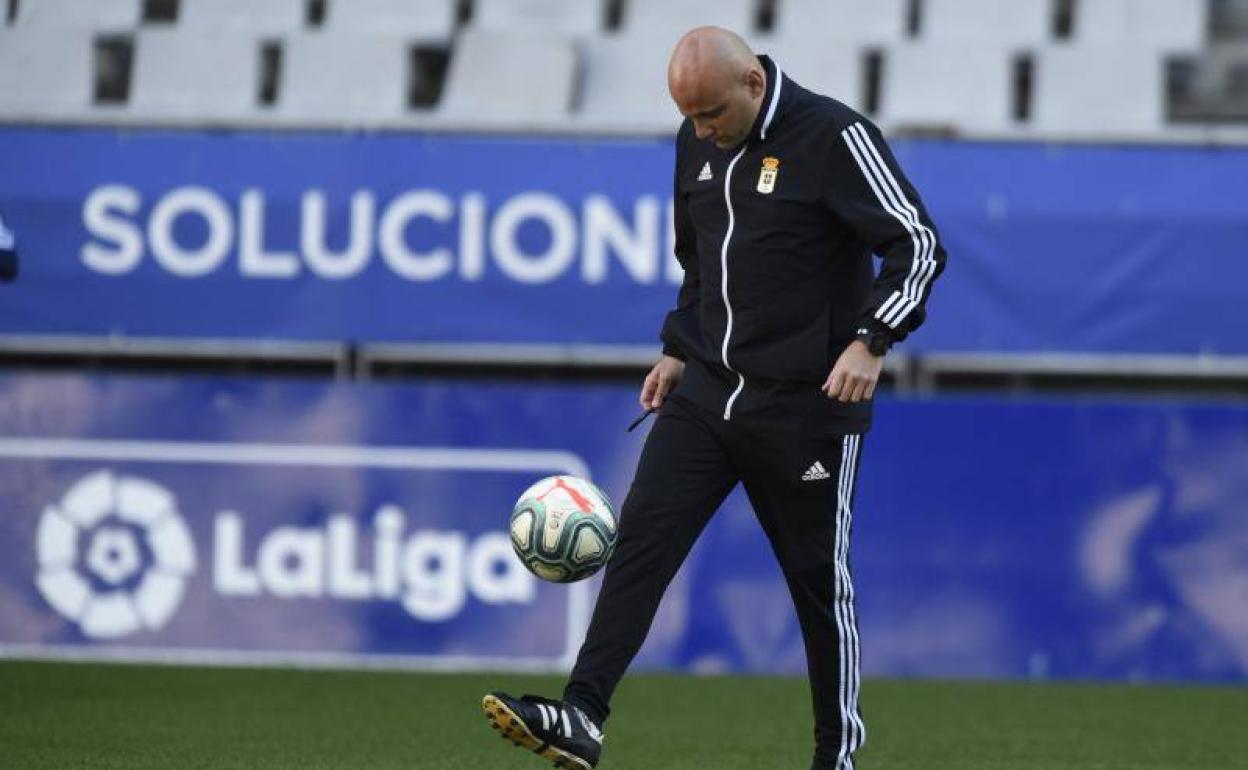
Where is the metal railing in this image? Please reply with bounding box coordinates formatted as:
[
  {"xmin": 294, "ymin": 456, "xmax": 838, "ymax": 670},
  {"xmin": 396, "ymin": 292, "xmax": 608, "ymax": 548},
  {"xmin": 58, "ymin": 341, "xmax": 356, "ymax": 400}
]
[{"xmin": 3, "ymin": 334, "xmax": 1246, "ymax": 398}]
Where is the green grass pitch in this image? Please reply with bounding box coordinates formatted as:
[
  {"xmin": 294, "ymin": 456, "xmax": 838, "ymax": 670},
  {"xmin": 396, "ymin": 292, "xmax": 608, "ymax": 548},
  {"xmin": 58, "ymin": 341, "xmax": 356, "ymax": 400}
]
[{"xmin": 2, "ymin": 660, "xmax": 1245, "ymax": 769}]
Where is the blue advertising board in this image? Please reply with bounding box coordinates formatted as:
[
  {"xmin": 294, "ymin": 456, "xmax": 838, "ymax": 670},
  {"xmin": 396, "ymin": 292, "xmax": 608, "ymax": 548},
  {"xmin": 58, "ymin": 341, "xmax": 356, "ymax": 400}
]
[
  {"xmin": 2, "ymin": 127, "xmax": 1247, "ymax": 354},
  {"xmin": 1, "ymin": 372, "xmax": 1246, "ymax": 682}
]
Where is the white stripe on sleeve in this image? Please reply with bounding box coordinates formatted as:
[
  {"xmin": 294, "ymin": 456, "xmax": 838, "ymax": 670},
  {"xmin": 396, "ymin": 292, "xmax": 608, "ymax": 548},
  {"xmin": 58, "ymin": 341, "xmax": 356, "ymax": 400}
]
[{"xmin": 840, "ymin": 122, "xmax": 938, "ymax": 330}]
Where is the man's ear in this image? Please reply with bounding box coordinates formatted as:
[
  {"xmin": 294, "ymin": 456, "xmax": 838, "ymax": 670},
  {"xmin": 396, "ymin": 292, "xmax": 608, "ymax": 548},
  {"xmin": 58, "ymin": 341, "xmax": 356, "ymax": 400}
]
[{"xmin": 745, "ymin": 67, "xmax": 766, "ymax": 98}]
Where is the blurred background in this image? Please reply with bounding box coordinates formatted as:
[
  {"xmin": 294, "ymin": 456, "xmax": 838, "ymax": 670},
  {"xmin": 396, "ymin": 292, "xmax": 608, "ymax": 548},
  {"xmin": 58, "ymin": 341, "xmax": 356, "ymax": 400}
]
[{"xmin": 1, "ymin": 0, "xmax": 1246, "ymax": 689}]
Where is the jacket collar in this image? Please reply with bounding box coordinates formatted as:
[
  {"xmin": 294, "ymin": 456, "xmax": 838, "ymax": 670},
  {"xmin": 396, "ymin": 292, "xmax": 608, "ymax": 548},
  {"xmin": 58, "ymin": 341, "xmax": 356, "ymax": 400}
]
[{"xmin": 745, "ymin": 54, "xmax": 788, "ymax": 146}]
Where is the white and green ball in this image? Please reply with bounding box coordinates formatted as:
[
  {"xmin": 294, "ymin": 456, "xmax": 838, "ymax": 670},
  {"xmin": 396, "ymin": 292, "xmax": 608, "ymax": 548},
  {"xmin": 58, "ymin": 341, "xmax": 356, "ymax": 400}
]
[{"xmin": 509, "ymin": 475, "xmax": 618, "ymax": 583}]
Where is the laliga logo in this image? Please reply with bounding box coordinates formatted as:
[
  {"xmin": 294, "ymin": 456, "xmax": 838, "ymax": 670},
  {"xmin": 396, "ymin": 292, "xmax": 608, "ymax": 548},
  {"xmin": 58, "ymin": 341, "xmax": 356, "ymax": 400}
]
[
  {"xmin": 35, "ymin": 471, "xmax": 196, "ymax": 639},
  {"xmin": 33, "ymin": 468, "xmax": 536, "ymax": 634}
]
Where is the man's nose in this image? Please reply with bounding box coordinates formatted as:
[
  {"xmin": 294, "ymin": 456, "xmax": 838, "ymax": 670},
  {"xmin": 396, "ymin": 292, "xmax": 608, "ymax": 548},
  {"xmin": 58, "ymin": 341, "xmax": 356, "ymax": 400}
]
[{"xmin": 694, "ymin": 122, "xmax": 713, "ymax": 140}]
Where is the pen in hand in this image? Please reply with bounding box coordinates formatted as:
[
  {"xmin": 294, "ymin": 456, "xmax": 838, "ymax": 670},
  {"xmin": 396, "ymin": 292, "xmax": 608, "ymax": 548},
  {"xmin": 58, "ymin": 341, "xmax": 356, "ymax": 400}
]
[{"xmin": 627, "ymin": 407, "xmax": 656, "ymax": 432}]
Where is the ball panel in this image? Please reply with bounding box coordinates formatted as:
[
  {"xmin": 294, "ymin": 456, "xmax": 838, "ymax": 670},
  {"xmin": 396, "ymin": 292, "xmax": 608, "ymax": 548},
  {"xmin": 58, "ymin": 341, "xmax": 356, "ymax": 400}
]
[
  {"xmin": 510, "ymin": 509, "xmax": 535, "ymax": 551},
  {"xmin": 593, "ymin": 508, "xmax": 616, "ymax": 534},
  {"xmin": 573, "ymin": 477, "xmax": 617, "ymax": 532},
  {"xmin": 571, "ymin": 526, "xmax": 605, "ymax": 564},
  {"xmin": 529, "ymin": 560, "xmax": 567, "ymax": 582},
  {"xmin": 540, "ymin": 507, "xmax": 570, "ymax": 554}
]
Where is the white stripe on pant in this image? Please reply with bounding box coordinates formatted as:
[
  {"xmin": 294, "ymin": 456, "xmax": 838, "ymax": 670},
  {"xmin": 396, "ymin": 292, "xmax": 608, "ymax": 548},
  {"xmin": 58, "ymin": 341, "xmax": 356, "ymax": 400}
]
[{"xmin": 834, "ymin": 434, "xmax": 865, "ymax": 769}]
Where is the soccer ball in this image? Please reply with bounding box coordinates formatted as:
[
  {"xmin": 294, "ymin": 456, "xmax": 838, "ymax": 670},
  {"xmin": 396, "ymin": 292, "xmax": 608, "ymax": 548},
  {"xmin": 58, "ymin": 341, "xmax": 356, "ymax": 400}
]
[{"xmin": 509, "ymin": 475, "xmax": 618, "ymax": 583}]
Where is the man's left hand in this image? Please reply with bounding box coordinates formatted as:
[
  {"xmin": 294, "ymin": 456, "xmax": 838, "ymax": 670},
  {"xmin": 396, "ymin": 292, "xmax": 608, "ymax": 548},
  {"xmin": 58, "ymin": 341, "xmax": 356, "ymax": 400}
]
[{"xmin": 822, "ymin": 340, "xmax": 884, "ymax": 403}]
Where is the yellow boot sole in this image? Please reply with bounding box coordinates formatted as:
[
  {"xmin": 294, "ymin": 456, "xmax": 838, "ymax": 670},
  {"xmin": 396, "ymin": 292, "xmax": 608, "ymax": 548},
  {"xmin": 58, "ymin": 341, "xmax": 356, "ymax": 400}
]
[{"xmin": 481, "ymin": 694, "xmax": 595, "ymax": 769}]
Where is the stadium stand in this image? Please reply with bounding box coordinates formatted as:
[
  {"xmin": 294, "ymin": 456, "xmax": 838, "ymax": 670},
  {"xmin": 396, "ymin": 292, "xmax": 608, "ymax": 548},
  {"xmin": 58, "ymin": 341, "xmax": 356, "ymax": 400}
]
[
  {"xmin": 438, "ymin": 29, "xmax": 579, "ymax": 125},
  {"xmin": 578, "ymin": 34, "xmax": 681, "ymax": 129},
  {"xmin": 1032, "ymin": 44, "xmax": 1169, "ymax": 134},
  {"xmin": 277, "ymin": 33, "xmax": 411, "ymax": 124},
  {"xmin": 760, "ymin": 1, "xmax": 901, "ymax": 114},
  {"xmin": 878, "ymin": 43, "xmax": 1017, "ymax": 133},
  {"xmin": 1070, "ymin": 0, "xmax": 1207, "ymax": 52},
  {"xmin": 1214, "ymin": 0, "xmax": 1248, "ymax": 39},
  {"xmin": 760, "ymin": 35, "xmax": 865, "ymax": 113},
  {"xmin": 919, "ymin": 0, "xmax": 1052, "ymax": 46},
  {"xmin": 323, "ymin": 0, "xmax": 457, "ymax": 38},
  {"xmin": 129, "ymin": 29, "xmax": 262, "ymax": 122},
  {"xmin": 566, "ymin": 0, "xmax": 761, "ymax": 129},
  {"xmin": 178, "ymin": 0, "xmax": 306, "ymax": 35},
  {"xmin": 11, "ymin": 0, "xmax": 142, "ymax": 29},
  {"xmin": 771, "ymin": 0, "xmax": 906, "ymax": 44},
  {"xmin": 1, "ymin": 0, "xmax": 1245, "ymax": 138},
  {"xmin": 472, "ymin": 0, "xmax": 604, "ymax": 36},
  {"xmin": 1172, "ymin": 0, "xmax": 1248, "ymax": 122},
  {"xmin": 1177, "ymin": 40, "xmax": 1248, "ymax": 121},
  {"xmin": 0, "ymin": 28, "xmax": 96, "ymax": 119},
  {"xmin": 622, "ymin": 0, "xmax": 757, "ymax": 46}
]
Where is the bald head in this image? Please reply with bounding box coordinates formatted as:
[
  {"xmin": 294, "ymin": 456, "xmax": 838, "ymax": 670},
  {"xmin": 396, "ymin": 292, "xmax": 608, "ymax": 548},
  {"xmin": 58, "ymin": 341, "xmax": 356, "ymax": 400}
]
[{"xmin": 668, "ymin": 27, "xmax": 766, "ymax": 149}]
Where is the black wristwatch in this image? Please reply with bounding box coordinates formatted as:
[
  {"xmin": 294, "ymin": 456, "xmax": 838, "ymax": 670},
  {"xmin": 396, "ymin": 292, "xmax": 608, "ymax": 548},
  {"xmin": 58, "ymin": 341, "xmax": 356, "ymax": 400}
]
[{"xmin": 855, "ymin": 327, "xmax": 892, "ymax": 357}]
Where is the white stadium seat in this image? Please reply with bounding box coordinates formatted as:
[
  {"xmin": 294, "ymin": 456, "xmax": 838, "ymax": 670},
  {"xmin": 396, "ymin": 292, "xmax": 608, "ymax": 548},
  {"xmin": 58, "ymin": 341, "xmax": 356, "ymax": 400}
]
[
  {"xmin": 576, "ymin": 0, "xmax": 756, "ymax": 130},
  {"xmin": 179, "ymin": 0, "xmax": 306, "ymax": 35},
  {"xmin": 129, "ymin": 30, "xmax": 261, "ymax": 121},
  {"xmin": 1032, "ymin": 46, "xmax": 1167, "ymax": 135},
  {"xmin": 439, "ymin": 30, "xmax": 579, "ymax": 124},
  {"xmin": 473, "ymin": 0, "xmax": 605, "ymax": 36},
  {"xmin": 763, "ymin": 36, "xmax": 864, "ymax": 111},
  {"xmin": 1072, "ymin": 0, "xmax": 1208, "ymax": 53},
  {"xmin": 12, "ymin": 0, "xmax": 141, "ymax": 29},
  {"xmin": 772, "ymin": 0, "xmax": 907, "ymax": 45},
  {"xmin": 921, "ymin": 0, "xmax": 1052, "ymax": 46},
  {"xmin": 324, "ymin": 0, "xmax": 456, "ymax": 39},
  {"xmin": 624, "ymin": 0, "xmax": 756, "ymax": 43},
  {"xmin": 578, "ymin": 34, "xmax": 681, "ymax": 130},
  {"xmin": 879, "ymin": 43, "xmax": 1015, "ymax": 133},
  {"xmin": 278, "ymin": 33, "xmax": 409, "ymax": 123},
  {"xmin": 574, "ymin": 0, "xmax": 758, "ymax": 130},
  {"xmin": 0, "ymin": 28, "xmax": 94, "ymax": 119}
]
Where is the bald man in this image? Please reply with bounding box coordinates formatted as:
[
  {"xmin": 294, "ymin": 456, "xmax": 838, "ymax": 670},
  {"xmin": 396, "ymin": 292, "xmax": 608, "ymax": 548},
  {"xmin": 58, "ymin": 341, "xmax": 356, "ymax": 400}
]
[
  {"xmin": 483, "ymin": 28, "xmax": 946, "ymax": 770},
  {"xmin": 0, "ymin": 213, "xmax": 16, "ymax": 283}
]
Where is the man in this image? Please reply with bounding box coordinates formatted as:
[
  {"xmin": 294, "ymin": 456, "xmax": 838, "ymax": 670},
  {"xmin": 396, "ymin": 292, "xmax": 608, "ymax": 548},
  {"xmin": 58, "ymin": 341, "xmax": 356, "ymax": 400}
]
[
  {"xmin": 0, "ymin": 213, "xmax": 17, "ymax": 283},
  {"xmin": 482, "ymin": 27, "xmax": 946, "ymax": 770}
]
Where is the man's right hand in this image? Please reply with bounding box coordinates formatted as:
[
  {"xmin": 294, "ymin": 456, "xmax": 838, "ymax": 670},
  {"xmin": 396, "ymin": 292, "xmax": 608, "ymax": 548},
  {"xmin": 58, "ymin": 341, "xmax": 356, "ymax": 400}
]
[{"xmin": 640, "ymin": 355, "xmax": 685, "ymax": 410}]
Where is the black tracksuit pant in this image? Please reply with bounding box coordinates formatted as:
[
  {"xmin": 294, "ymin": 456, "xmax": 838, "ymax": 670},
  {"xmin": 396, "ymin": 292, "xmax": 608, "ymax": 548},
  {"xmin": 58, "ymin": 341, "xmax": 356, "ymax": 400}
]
[{"xmin": 564, "ymin": 392, "xmax": 867, "ymax": 770}]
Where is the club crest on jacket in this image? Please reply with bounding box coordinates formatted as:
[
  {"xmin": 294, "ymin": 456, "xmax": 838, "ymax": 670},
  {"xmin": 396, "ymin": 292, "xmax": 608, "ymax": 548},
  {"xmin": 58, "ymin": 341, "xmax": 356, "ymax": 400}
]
[{"xmin": 757, "ymin": 156, "xmax": 780, "ymax": 194}]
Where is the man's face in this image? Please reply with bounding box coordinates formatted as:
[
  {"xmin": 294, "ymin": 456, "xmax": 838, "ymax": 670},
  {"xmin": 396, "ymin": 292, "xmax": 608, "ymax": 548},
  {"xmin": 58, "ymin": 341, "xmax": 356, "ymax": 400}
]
[{"xmin": 671, "ymin": 69, "xmax": 764, "ymax": 150}]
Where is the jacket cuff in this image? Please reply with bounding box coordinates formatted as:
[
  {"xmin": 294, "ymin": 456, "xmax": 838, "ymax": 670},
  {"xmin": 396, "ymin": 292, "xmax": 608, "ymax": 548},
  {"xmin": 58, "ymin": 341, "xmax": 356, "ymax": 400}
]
[
  {"xmin": 661, "ymin": 342, "xmax": 687, "ymax": 361},
  {"xmin": 855, "ymin": 317, "xmax": 898, "ymax": 341}
]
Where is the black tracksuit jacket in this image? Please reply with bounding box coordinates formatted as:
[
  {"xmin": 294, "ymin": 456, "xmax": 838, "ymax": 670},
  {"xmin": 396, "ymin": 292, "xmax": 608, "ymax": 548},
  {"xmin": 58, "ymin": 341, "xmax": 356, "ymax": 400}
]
[{"xmin": 661, "ymin": 55, "xmax": 947, "ymax": 435}]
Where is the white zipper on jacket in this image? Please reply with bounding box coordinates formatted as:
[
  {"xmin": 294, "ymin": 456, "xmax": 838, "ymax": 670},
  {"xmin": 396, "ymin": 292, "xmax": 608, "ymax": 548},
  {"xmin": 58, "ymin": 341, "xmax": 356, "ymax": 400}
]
[
  {"xmin": 719, "ymin": 147, "xmax": 748, "ymax": 420},
  {"xmin": 719, "ymin": 63, "xmax": 784, "ymax": 421}
]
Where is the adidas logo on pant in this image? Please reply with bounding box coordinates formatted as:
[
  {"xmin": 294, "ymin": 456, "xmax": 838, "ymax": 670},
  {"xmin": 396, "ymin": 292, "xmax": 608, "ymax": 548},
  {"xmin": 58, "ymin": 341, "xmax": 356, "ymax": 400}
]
[{"xmin": 801, "ymin": 461, "xmax": 831, "ymax": 481}]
